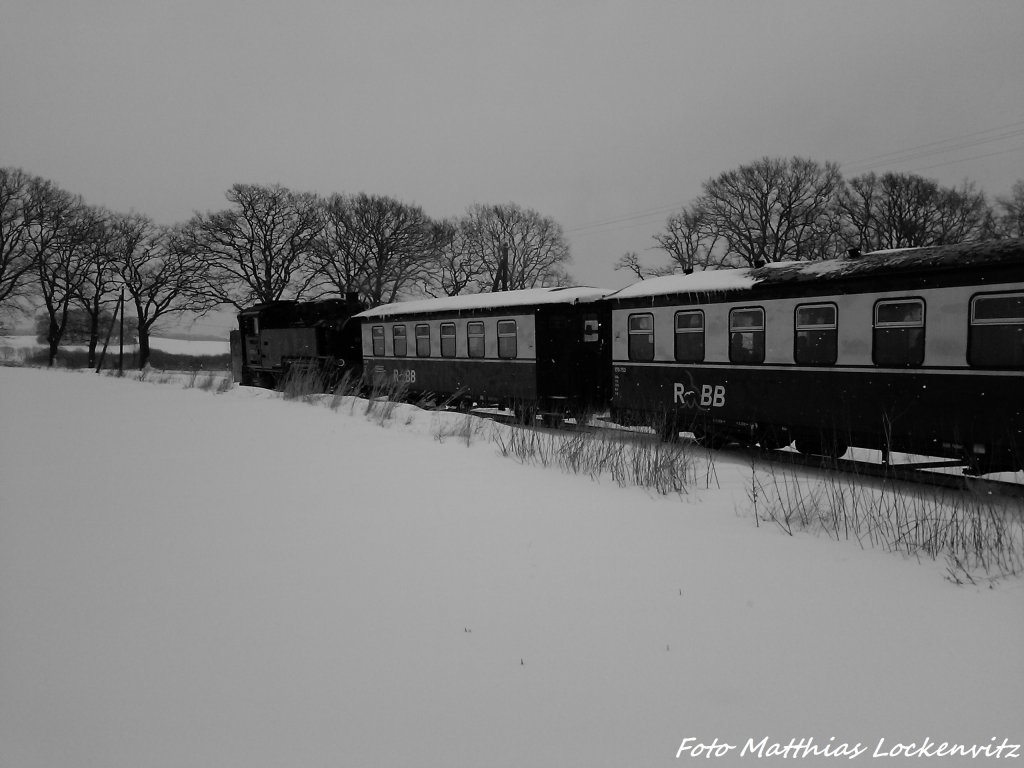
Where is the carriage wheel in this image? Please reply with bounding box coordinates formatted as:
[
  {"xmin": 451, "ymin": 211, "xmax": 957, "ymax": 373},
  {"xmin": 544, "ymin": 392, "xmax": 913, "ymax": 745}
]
[{"xmin": 513, "ymin": 402, "xmax": 538, "ymax": 426}]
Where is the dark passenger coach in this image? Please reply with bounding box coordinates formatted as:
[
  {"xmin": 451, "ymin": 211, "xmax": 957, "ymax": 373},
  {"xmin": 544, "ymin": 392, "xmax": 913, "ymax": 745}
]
[
  {"xmin": 356, "ymin": 286, "xmax": 612, "ymax": 424},
  {"xmin": 605, "ymin": 239, "xmax": 1024, "ymax": 474}
]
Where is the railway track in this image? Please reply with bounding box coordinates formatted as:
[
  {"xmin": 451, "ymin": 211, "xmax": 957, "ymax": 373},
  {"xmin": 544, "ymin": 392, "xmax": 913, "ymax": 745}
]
[
  {"xmin": 474, "ymin": 407, "xmax": 1024, "ymax": 499},
  {"xmin": 748, "ymin": 445, "xmax": 1024, "ymax": 500}
]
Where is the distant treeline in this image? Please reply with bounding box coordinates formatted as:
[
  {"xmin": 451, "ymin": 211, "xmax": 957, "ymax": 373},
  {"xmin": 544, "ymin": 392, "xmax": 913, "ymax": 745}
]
[
  {"xmin": 0, "ymin": 168, "xmax": 571, "ymax": 368},
  {"xmin": 2, "ymin": 161, "xmax": 1022, "ymax": 370},
  {"xmin": 622, "ymin": 158, "xmax": 1023, "ymax": 278}
]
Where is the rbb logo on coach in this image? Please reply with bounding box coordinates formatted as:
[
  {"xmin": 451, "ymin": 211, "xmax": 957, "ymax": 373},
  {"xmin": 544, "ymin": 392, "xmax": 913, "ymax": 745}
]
[{"xmin": 673, "ymin": 382, "xmax": 725, "ymax": 409}]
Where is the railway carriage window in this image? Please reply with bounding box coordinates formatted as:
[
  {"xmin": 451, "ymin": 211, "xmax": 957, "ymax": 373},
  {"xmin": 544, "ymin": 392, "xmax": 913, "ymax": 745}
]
[
  {"xmin": 371, "ymin": 325, "xmax": 385, "ymax": 357},
  {"xmin": 873, "ymin": 299, "xmax": 924, "ymax": 367},
  {"xmin": 415, "ymin": 323, "xmax": 431, "ymax": 357},
  {"xmin": 794, "ymin": 304, "xmax": 837, "ymax": 365},
  {"xmin": 674, "ymin": 311, "xmax": 704, "ymax": 362},
  {"xmin": 729, "ymin": 308, "xmax": 765, "ymax": 364},
  {"xmin": 969, "ymin": 292, "xmax": 1024, "ymax": 368},
  {"xmin": 628, "ymin": 313, "xmax": 655, "ymax": 361},
  {"xmin": 497, "ymin": 319, "xmax": 517, "ymax": 359},
  {"xmin": 440, "ymin": 322, "xmax": 457, "ymax": 358},
  {"xmin": 392, "ymin": 325, "xmax": 407, "ymax": 357},
  {"xmin": 467, "ymin": 321, "xmax": 485, "ymax": 358}
]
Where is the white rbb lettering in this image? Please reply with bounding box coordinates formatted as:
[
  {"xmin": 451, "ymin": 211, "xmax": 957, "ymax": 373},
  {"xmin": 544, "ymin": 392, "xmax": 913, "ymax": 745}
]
[
  {"xmin": 712, "ymin": 385, "xmax": 725, "ymax": 408},
  {"xmin": 700, "ymin": 385, "xmax": 712, "ymax": 407},
  {"xmin": 676, "ymin": 382, "xmax": 725, "ymax": 409}
]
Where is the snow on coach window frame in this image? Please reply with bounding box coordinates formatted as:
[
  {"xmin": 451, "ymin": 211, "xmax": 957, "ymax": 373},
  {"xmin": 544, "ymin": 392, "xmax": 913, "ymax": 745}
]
[
  {"xmin": 371, "ymin": 325, "xmax": 385, "ymax": 357},
  {"xmin": 467, "ymin": 321, "xmax": 485, "ymax": 359},
  {"xmin": 440, "ymin": 322, "xmax": 457, "ymax": 358},
  {"xmin": 497, "ymin": 319, "xmax": 518, "ymax": 359},
  {"xmin": 794, "ymin": 303, "xmax": 837, "ymax": 366},
  {"xmin": 415, "ymin": 324, "xmax": 431, "ymax": 357},
  {"xmin": 392, "ymin": 324, "xmax": 407, "ymax": 357},
  {"xmin": 628, "ymin": 313, "xmax": 655, "ymax": 361},
  {"xmin": 729, "ymin": 307, "xmax": 765, "ymax": 364},
  {"xmin": 969, "ymin": 291, "xmax": 1024, "ymax": 368},
  {"xmin": 674, "ymin": 310, "xmax": 704, "ymax": 363},
  {"xmin": 873, "ymin": 298, "xmax": 925, "ymax": 367}
]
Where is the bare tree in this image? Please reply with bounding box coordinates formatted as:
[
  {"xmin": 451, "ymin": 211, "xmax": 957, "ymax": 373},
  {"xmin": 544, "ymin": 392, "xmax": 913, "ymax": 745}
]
[
  {"xmin": 24, "ymin": 178, "xmax": 91, "ymax": 366},
  {"xmin": 933, "ymin": 180, "xmax": 992, "ymax": 243},
  {"xmin": 873, "ymin": 173, "xmax": 939, "ymax": 248},
  {"xmin": 839, "ymin": 172, "xmax": 991, "ymax": 250},
  {"xmin": 653, "ymin": 203, "xmax": 730, "ymax": 271},
  {"xmin": 311, "ymin": 193, "xmax": 438, "ymax": 307},
  {"xmin": 74, "ymin": 207, "xmax": 121, "ymax": 367},
  {"xmin": 311, "ymin": 194, "xmax": 365, "ymax": 301},
  {"xmin": 186, "ymin": 183, "xmax": 322, "ymax": 309},
  {"xmin": 614, "ymin": 251, "xmax": 649, "ymax": 281},
  {"xmin": 421, "ymin": 218, "xmax": 485, "ymax": 297},
  {"xmin": 114, "ymin": 215, "xmax": 214, "ymax": 368},
  {"xmin": 993, "ymin": 179, "xmax": 1024, "ymax": 239},
  {"xmin": 0, "ymin": 167, "xmax": 40, "ymax": 314},
  {"xmin": 836, "ymin": 172, "xmax": 883, "ymax": 253},
  {"xmin": 459, "ymin": 203, "xmax": 572, "ymax": 291},
  {"xmin": 700, "ymin": 157, "xmax": 844, "ymax": 266},
  {"xmin": 613, "ymin": 251, "xmax": 674, "ymax": 281}
]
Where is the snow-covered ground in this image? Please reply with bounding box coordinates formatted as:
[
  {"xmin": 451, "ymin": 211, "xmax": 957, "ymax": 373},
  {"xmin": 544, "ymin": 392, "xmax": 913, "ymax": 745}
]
[
  {"xmin": 0, "ymin": 367, "xmax": 1021, "ymax": 767},
  {"xmin": 0, "ymin": 334, "xmax": 229, "ymax": 360}
]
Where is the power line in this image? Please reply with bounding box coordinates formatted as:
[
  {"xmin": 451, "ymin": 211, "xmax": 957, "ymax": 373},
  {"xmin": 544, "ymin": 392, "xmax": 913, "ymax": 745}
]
[
  {"xmin": 561, "ymin": 118, "xmax": 1024, "ymax": 243},
  {"xmin": 910, "ymin": 143, "xmax": 1024, "ymax": 173},
  {"xmin": 841, "ymin": 118, "xmax": 1024, "ymax": 166},
  {"xmin": 564, "ymin": 203, "xmax": 684, "ymax": 235},
  {"xmin": 841, "ymin": 119, "xmax": 1024, "ymax": 173},
  {"xmin": 843, "ymin": 128, "xmax": 1024, "ymax": 174}
]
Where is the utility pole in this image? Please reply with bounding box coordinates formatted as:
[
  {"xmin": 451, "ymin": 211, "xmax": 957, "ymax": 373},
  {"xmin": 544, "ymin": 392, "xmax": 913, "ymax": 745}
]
[
  {"xmin": 118, "ymin": 288, "xmax": 124, "ymax": 375},
  {"xmin": 96, "ymin": 289, "xmax": 124, "ymax": 374}
]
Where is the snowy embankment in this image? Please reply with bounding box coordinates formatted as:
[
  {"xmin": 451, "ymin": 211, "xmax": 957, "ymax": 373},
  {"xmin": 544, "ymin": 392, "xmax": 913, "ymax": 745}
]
[{"xmin": 0, "ymin": 367, "xmax": 1021, "ymax": 768}]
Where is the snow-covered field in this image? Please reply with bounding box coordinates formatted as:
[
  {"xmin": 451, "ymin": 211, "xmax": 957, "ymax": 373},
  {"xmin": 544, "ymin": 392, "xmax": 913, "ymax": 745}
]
[
  {"xmin": 1, "ymin": 367, "xmax": 1021, "ymax": 767},
  {"xmin": 0, "ymin": 334, "xmax": 229, "ymax": 361}
]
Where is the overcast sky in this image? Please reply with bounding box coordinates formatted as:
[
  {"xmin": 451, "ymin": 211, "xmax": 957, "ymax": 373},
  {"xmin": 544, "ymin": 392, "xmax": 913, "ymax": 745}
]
[{"xmin": 3, "ymin": 0, "xmax": 1023, "ymax": 331}]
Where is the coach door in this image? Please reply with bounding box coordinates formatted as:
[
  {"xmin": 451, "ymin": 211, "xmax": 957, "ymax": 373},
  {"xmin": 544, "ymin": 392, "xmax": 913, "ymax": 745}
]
[
  {"xmin": 535, "ymin": 306, "xmax": 611, "ymax": 413},
  {"xmin": 240, "ymin": 315, "xmax": 263, "ymax": 367},
  {"xmin": 578, "ymin": 308, "xmax": 612, "ymax": 409}
]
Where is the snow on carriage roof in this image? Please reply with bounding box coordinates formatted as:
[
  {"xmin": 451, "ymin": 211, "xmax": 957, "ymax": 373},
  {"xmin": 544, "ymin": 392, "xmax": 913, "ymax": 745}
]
[
  {"xmin": 607, "ymin": 239, "xmax": 1024, "ymax": 301},
  {"xmin": 608, "ymin": 268, "xmax": 760, "ymax": 300},
  {"xmin": 354, "ymin": 241, "xmax": 1024, "ymax": 315},
  {"xmin": 355, "ymin": 286, "xmax": 613, "ymax": 318}
]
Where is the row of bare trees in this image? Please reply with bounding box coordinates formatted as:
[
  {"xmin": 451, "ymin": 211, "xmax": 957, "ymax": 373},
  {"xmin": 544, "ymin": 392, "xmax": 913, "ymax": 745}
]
[
  {"xmin": 622, "ymin": 157, "xmax": 1024, "ymax": 277},
  {"xmin": 182, "ymin": 186, "xmax": 571, "ymax": 308},
  {"xmin": 0, "ymin": 169, "xmax": 204, "ymax": 367},
  {"xmin": 7, "ymin": 158, "xmax": 1020, "ymax": 366},
  {"xmin": 1, "ymin": 169, "xmax": 572, "ymax": 367}
]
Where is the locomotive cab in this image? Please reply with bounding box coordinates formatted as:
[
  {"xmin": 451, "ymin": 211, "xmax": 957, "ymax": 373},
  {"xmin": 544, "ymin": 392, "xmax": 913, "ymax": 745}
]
[{"xmin": 233, "ymin": 294, "xmax": 365, "ymax": 389}]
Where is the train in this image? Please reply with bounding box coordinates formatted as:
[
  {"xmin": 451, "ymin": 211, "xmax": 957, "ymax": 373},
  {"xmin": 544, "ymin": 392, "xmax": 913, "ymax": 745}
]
[
  {"xmin": 229, "ymin": 293, "xmax": 365, "ymax": 388},
  {"xmin": 357, "ymin": 287, "xmax": 611, "ymax": 425},
  {"xmin": 231, "ymin": 239, "xmax": 1024, "ymax": 475}
]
